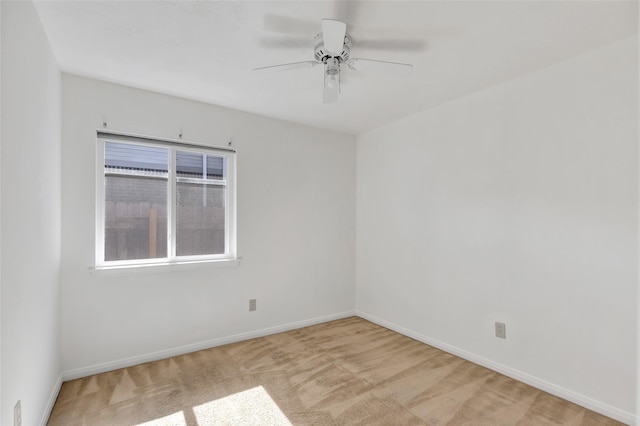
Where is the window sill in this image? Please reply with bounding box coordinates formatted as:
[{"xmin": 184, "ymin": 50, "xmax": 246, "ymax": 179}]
[{"xmin": 91, "ymin": 258, "xmax": 240, "ymax": 276}]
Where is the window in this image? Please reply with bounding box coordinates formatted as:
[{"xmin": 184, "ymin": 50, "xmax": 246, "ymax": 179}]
[{"xmin": 96, "ymin": 133, "xmax": 236, "ymax": 268}]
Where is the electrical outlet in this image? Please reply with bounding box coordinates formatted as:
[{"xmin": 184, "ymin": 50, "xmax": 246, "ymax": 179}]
[
  {"xmin": 249, "ymin": 299, "xmax": 257, "ymax": 312},
  {"xmin": 14, "ymin": 400, "xmax": 21, "ymax": 426},
  {"xmin": 495, "ymin": 322, "xmax": 506, "ymax": 339}
]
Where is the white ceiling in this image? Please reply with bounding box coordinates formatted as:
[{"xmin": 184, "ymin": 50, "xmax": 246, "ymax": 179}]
[{"xmin": 34, "ymin": 1, "xmax": 637, "ymax": 135}]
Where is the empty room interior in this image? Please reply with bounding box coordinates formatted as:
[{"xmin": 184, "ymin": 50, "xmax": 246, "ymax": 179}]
[{"xmin": 1, "ymin": 0, "xmax": 639, "ymax": 425}]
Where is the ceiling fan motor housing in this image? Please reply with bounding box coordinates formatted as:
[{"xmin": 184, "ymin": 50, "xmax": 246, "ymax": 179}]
[{"xmin": 314, "ymin": 33, "xmax": 351, "ymax": 63}]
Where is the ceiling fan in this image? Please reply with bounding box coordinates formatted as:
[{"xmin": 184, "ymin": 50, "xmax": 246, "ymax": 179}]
[{"xmin": 253, "ymin": 19, "xmax": 414, "ymax": 104}]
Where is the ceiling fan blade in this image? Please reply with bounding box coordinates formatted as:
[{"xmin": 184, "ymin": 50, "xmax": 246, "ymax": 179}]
[
  {"xmin": 322, "ymin": 19, "xmax": 347, "ymax": 55},
  {"xmin": 259, "ymin": 36, "xmax": 313, "ymax": 50},
  {"xmin": 263, "ymin": 14, "xmax": 317, "ymax": 35},
  {"xmin": 323, "ymin": 85, "xmax": 339, "ymax": 104},
  {"xmin": 347, "ymin": 58, "xmax": 413, "ymax": 77},
  {"xmin": 355, "ymin": 39, "xmax": 427, "ymax": 52},
  {"xmin": 333, "ymin": 2, "xmax": 360, "ymax": 23},
  {"xmin": 253, "ymin": 61, "xmax": 319, "ymax": 73}
]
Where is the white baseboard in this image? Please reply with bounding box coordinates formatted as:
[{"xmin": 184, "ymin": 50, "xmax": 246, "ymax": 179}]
[
  {"xmin": 355, "ymin": 311, "xmax": 635, "ymax": 426},
  {"xmin": 61, "ymin": 310, "xmax": 356, "ymax": 381},
  {"xmin": 40, "ymin": 374, "xmax": 63, "ymax": 426}
]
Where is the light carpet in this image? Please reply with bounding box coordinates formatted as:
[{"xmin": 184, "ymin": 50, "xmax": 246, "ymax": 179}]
[{"xmin": 48, "ymin": 317, "xmax": 622, "ymax": 425}]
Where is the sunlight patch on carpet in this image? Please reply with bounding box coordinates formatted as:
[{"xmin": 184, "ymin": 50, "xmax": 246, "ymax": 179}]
[
  {"xmin": 193, "ymin": 385, "xmax": 293, "ymax": 425},
  {"xmin": 136, "ymin": 411, "xmax": 187, "ymax": 426}
]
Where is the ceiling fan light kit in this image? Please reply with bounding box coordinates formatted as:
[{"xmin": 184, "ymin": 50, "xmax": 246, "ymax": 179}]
[
  {"xmin": 254, "ymin": 18, "xmax": 414, "ymax": 104},
  {"xmin": 324, "ymin": 58, "xmax": 340, "ymax": 89}
]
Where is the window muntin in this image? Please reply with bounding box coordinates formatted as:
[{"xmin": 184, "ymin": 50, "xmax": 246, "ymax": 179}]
[{"xmin": 96, "ymin": 135, "xmax": 236, "ymax": 268}]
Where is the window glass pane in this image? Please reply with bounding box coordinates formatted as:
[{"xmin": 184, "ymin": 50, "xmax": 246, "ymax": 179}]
[
  {"xmin": 104, "ymin": 142, "xmax": 168, "ymax": 261},
  {"xmin": 176, "ymin": 153, "xmax": 226, "ymax": 256},
  {"xmin": 105, "ymin": 141, "xmax": 168, "ymax": 174},
  {"xmin": 176, "ymin": 151, "xmax": 203, "ymax": 178},
  {"xmin": 206, "ymin": 155, "xmax": 225, "ymax": 179}
]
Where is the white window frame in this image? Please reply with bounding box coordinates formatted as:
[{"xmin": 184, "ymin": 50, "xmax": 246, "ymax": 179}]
[{"xmin": 95, "ymin": 132, "xmax": 237, "ymax": 270}]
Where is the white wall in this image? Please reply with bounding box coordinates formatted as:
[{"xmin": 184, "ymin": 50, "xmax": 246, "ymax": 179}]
[
  {"xmin": 1, "ymin": 2, "xmax": 62, "ymax": 425},
  {"xmin": 356, "ymin": 36, "xmax": 638, "ymax": 423},
  {"xmin": 60, "ymin": 75, "xmax": 356, "ymax": 374}
]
